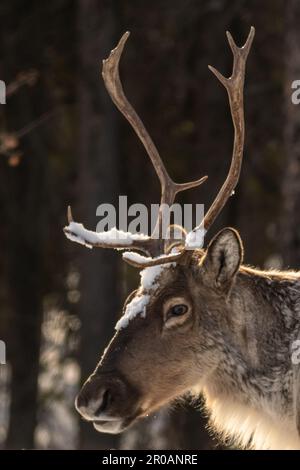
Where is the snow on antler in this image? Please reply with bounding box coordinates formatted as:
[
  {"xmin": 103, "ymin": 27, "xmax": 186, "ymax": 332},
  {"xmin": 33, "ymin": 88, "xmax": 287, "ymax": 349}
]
[{"xmin": 64, "ymin": 221, "xmax": 150, "ymax": 249}]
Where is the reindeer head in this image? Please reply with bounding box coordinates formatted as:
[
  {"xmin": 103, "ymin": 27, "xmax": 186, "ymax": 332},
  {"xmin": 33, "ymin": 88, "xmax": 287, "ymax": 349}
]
[{"xmin": 64, "ymin": 27, "xmax": 254, "ymax": 434}]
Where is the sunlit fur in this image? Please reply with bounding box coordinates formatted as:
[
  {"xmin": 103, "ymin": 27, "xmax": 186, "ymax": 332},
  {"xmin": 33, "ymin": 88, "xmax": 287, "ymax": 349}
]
[
  {"xmin": 203, "ymin": 391, "xmax": 300, "ymax": 449},
  {"xmin": 196, "ymin": 264, "xmax": 300, "ymax": 449}
]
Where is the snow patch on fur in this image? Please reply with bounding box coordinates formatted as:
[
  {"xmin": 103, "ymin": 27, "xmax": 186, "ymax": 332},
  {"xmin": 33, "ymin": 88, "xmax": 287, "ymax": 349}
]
[
  {"xmin": 115, "ymin": 263, "xmax": 174, "ymax": 330},
  {"xmin": 140, "ymin": 264, "xmax": 174, "ymax": 290},
  {"xmin": 115, "ymin": 294, "xmax": 150, "ymax": 330}
]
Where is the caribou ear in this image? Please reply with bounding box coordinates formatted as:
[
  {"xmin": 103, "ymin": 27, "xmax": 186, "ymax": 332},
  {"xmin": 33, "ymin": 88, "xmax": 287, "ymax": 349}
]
[{"xmin": 203, "ymin": 228, "xmax": 243, "ymax": 291}]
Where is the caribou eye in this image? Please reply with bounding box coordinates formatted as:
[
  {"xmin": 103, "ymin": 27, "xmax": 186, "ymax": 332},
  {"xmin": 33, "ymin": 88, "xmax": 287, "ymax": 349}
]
[
  {"xmin": 168, "ymin": 304, "xmax": 188, "ymax": 317},
  {"xmin": 163, "ymin": 298, "xmax": 191, "ymax": 328}
]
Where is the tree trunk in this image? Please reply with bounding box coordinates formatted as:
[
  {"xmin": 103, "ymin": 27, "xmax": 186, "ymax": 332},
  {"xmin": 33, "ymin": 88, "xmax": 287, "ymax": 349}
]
[
  {"xmin": 281, "ymin": 0, "xmax": 300, "ymax": 267},
  {"xmin": 77, "ymin": 0, "xmax": 121, "ymax": 449},
  {"xmin": 5, "ymin": 107, "xmax": 46, "ymax": 449}
]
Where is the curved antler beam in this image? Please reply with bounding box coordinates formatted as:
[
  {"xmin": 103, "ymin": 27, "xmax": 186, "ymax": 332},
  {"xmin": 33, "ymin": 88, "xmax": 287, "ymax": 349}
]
[
  {"xmin": 102, "ymin": 31, "xmax": 207, "ymax": 251},
  {"xmin": 202, "ymin": 26, "xmax": 255, "ymax": 232}
]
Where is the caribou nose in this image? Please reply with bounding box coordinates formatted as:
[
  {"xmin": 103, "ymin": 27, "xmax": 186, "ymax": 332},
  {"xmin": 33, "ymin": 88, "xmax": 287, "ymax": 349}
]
[
  {"xmin": 76, "ymin": 386, "xmax": 113, "ymax": 420},
  {"xmin": 75, "ymin": 374, "xmax": 130, "ymax": 422}
]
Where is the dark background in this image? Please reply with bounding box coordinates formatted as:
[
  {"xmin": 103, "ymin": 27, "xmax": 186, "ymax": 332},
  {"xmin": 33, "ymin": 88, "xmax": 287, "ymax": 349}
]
[{"xmin": 0, "ymin": 0, "xmax": 299, "ymax": 449}]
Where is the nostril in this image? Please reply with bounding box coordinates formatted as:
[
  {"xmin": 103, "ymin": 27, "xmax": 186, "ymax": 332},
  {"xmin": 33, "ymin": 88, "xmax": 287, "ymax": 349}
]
[{"xmin": 96, "ymin": 389, "xmax": 112, "ymax": 416}]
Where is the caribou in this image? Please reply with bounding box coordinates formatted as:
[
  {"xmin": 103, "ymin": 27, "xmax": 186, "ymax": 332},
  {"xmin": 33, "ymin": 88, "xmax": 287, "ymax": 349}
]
[{"xmin": 64, "ymin": 27, "xmax": 300, "ymax": 449}]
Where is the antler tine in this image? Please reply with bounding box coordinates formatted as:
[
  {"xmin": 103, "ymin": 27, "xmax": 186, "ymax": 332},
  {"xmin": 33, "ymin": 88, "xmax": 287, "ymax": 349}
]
[
  {"xmin": 122, "ymin": 250, "xmax": 185, "ymax": 268},
  {"xmin": 199, "ymin": 26, "xmax": 255, "ymax": 233},
  {"xmin": 102, "ymin": 32, "xmax": 170, "ymax": 195},
  {"xmin": 67, "ymin": 205, "xmax": 74, "ymax": 224},
  {"xmin": 102, "ymin": 32, "xmax": 207, "ymax": 255},
  {"xmin": 64, "ymin": 207, "xmax": 155, "ymax": 255}
]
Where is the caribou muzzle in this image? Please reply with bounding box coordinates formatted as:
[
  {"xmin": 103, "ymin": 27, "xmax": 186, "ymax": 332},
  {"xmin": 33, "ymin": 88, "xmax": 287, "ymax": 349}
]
[{"xmin": 75, "ymin": 372, "xmax": 141, "ymax": 434}]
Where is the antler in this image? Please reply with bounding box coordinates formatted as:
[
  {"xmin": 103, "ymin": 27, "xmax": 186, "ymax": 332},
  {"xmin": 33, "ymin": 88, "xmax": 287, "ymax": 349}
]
[
  {"xmin": 64, "ymin": 27, "xmax": 254, "ymax": 268},
  {"xmin": 199, "ymin": 26, "xmax": 255, "ymax": 233},
  {"xmin": 123, "ymin": 26, "xmax": 255, "ymax": 267},
  {"xmin": 64, "ymin": 205, "xmax": 154, "ymax": 255},
  {"xmin": 102, "ymin": 32, "xmax": 207, "ymax": 256},
  {"xmin": 64, "ymin": 32, "xmax": 207, "ymax": 258}
]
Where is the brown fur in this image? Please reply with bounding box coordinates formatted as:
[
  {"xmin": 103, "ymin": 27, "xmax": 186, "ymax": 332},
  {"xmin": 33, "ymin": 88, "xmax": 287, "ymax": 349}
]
[{"xmin": 76, "ymin": 228, "xmax": 300, "ymax": 449}]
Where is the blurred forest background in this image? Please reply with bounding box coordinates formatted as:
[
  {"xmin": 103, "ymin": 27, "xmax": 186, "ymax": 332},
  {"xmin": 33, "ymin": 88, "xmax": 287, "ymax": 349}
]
[{"xmin": 0, "ymin": 0, "xmax": 300, "ymax": 450}]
